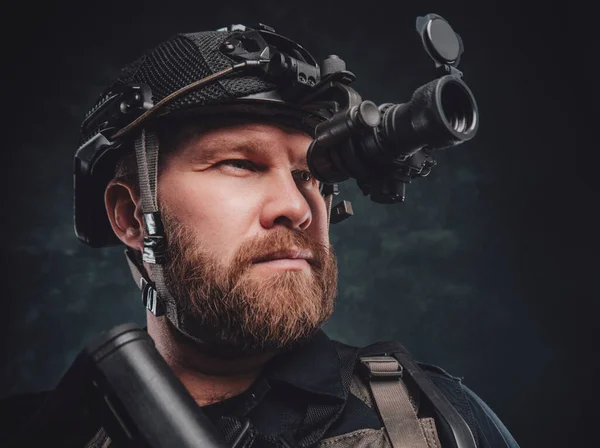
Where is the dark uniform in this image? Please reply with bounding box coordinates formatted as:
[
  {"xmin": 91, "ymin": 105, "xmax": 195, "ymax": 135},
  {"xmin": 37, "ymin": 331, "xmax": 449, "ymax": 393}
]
[{"xmin": 2, "ymin": 330, "xmax": 518, "ymax": 447}]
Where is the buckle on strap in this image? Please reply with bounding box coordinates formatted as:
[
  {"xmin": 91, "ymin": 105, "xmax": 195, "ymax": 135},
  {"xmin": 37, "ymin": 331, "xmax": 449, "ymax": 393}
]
[
  {"xmin": 142, "ymin": 236, "xmax": 166, "ymax": 264},
  {"xmin": 140, "ymin": 277, "xmax": 162, "ymax": 316},
  {"xmin": 142, "ymin": 212, "xmax": 166, "ymax": 264},
  {"xmin": 359, "ymin": 356, "xmax": 403, "ymax": 379}
]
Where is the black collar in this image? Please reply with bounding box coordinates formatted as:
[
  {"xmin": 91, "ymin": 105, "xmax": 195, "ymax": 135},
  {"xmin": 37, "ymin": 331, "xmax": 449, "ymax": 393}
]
[
  {"xmin": 263, "ymin": 330, "xmax": 347, "ymax": 402},
  {"xmin": 200, "ymin": 329, "xmax": 360, "ymax": 446}
]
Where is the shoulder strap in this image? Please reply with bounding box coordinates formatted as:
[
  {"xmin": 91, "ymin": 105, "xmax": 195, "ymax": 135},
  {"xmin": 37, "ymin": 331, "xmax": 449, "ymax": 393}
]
[
  {"xmin": 359, "ymin": 355, "xmax": 431, "ymax": 448},
  {"xmin": 359, "ymin": 342, "xmax": 477, "ymax": 448}
]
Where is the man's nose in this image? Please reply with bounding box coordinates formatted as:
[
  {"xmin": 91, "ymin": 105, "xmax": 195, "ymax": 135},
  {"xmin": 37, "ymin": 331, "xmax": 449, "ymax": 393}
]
[{"xmin": 260, "ymin": 171, "xmax": 312, "ymax": 231}]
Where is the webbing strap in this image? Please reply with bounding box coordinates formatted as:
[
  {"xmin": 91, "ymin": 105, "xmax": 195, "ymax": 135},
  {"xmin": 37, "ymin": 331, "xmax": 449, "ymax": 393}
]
[
  {"xmin": 393, "ymin": 352, "xmax": 477, "ymax": 448},
  {"xmin": 361, "ymin": 356, "xmax": 429, "ymax": 448},
  {"xmin": 324, "ymin": 193, "xmax": 333, "ymax": 232},
  {"xmin": 134, "ymin": 129, "xmax": 159, "ymax": 212},
  {"xmin": 133, "ymin": 129, "xmax": 172, "ymax": 318},
  {"xmin": 124, "ymin": 249, "xmax": 163, "ymax": 315},
  {"xmin": 360, "ymin": 341, "xmax": 477, "ymax": 448}
]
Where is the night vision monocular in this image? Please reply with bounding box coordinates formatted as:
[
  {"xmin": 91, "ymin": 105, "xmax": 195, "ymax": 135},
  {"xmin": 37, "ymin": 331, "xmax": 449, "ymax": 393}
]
[{"xmin": 305, "ymin": 14, "xmax": 479, "ymax": 208}]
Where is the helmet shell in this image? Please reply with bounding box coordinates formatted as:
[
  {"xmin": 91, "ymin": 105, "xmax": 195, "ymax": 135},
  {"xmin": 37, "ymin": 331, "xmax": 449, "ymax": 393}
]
[{"xmin": 75, "ymin": 26, "xmax": 325, "ymax": 247}]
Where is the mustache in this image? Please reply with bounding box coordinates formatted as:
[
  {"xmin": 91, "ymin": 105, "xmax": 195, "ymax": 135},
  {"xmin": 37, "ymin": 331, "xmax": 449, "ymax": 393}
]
[{"xmin": 230, "ymin": 228, "xmax": 331, "ymax": 271}]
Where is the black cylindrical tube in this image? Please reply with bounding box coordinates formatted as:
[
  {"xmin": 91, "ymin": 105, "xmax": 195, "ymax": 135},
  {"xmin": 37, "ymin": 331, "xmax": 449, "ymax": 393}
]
[
  {"xmin": 308, "ymin": 101, "xmax": 380, "ymax": 182},
  {"xmin": 379, "ymin": 75, "xmax": 478, "ymax": 157},
  {"xmin": 86, "ymin": 323, "xmax": 228, "ymax": 448}
]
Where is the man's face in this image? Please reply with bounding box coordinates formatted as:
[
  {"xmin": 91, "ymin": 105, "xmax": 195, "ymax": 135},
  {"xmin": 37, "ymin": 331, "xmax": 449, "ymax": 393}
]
[{"xmin": 156, "ymin": 121, "xmax": 337, "ymax": 355}]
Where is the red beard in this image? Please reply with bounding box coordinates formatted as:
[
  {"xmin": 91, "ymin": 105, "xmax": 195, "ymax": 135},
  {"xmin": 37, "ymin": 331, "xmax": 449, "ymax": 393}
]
[{"xmin": 161, "ymin": 208, "xmax": 338, "ymax": 355}]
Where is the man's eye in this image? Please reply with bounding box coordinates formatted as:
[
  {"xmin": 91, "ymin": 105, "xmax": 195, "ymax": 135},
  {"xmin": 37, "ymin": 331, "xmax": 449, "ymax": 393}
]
[
  {"xmin": 292, "ymin": 170, "xmax": 319, "ymax": 188},
  {"xmin": 292, "ymin": 170, "xmax": 312, "ymax": 182},
  {"xmin": 219, "ymin": 159, "xmax": 256, "ymax": 171}
]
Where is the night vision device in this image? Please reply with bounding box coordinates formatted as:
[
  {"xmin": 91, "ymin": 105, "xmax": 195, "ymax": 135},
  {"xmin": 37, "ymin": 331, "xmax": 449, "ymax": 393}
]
[{"xmin": 305, "ymin": 14, "xmax": 478, "ymax": 207}]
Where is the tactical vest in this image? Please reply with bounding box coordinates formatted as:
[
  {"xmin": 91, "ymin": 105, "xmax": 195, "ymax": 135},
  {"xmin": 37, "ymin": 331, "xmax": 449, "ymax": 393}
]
[{"xmin": 84, "ymin": 341, "xmax": 518, "ymax": 448}]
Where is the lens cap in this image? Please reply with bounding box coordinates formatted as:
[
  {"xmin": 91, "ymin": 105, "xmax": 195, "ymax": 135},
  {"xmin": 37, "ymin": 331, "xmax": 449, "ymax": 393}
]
[{"xmin": 416, "ymin": 14, "xmax": 464, "ymax": 67}]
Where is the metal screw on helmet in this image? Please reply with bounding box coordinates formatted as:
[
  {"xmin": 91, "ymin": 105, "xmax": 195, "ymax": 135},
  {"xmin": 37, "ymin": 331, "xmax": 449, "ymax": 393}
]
[{"xmin": 220, "ymin": 41, "xmax": 236, "ymax": 52}]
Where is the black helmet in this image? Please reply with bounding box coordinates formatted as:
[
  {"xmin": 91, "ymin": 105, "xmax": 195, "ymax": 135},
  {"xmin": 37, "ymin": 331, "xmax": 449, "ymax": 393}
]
[
  {"xmin": 73, "ymin": 22, "xmax": 365, "ymax": 342},
  {"xmin": 74, "ymin": 23, "xmax": 339, "ymax": 248}
]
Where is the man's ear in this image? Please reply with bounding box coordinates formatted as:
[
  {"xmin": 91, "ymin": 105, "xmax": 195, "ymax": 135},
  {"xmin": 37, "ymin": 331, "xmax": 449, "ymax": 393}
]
[{"xmin": 105, "ymin": 180, "xmax": 144, "ymax": 251}]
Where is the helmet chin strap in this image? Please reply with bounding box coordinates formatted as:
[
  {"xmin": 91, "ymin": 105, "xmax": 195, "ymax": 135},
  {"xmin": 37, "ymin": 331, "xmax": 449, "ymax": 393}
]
[
  {"xmin": 129, "ymin": 129, "xmax": 170, "ymax": 319},
  {"xmin": 126, "ymin": 128, "xmax": 336, "ymax": 348}
]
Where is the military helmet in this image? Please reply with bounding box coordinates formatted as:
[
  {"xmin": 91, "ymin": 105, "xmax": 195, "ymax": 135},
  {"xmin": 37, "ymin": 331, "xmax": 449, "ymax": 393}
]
[{"xmin": 74, "ymin": 23, "xmax": 338, "ymax": 248}]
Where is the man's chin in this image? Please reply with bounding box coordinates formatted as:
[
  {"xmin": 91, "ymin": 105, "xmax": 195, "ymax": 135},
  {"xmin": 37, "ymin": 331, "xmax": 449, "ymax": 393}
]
[{"xmin": 178, "ymin": 316, "xmax": 318, "ymax": 359}]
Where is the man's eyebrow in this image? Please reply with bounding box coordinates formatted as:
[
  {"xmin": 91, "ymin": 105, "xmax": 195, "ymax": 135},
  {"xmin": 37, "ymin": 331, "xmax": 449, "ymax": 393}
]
[
  {"xmin": 186, "ymin": 139, "xmax": 265, "ymax": 160},
  {"xmin": 184, "ymin": 139, "xmax": 310, "ymax": 170}
]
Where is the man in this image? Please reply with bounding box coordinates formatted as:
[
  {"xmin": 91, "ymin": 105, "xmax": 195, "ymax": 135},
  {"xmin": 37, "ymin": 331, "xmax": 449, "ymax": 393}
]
[{"xmin": 4, "ymin": 22, "xmax": 519, "ymax": 448}]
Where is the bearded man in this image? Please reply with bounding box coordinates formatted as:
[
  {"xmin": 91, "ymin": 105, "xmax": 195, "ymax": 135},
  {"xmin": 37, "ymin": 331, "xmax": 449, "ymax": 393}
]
[
  {"xmin": 2, "ymin": 22, "xmax": 519, "ymax": 448},
  {"xmin": 109, "ymin": 118, "xmax": 339, "ymax": 407}
]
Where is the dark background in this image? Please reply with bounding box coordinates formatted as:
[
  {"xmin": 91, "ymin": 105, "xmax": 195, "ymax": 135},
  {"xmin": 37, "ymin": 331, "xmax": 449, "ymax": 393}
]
[{"xmin": 2, "ymin": 0, "xmax": 597, "ymax": 446}]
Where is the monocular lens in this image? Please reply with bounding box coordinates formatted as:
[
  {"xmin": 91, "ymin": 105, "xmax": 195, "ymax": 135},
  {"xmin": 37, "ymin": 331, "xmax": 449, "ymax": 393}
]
[{"xmin": 440, "ymin": 79, "xmax": 477, "ymax": 135}]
